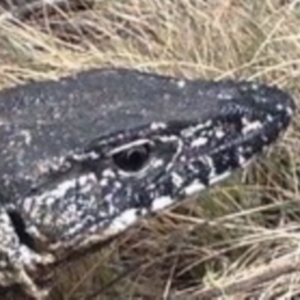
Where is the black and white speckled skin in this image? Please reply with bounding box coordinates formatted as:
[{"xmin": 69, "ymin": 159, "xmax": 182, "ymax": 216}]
[{"xmin": 0, "ymin": 68, "xmax": 296, "ymax": 299}]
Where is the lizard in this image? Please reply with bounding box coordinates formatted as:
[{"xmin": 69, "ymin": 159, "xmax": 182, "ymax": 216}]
[{"xmin": 0, "ymin": 68, "xmax": 296, "ymax": 299}]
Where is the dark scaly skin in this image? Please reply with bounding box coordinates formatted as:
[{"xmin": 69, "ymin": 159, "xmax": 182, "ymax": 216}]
[{"xmin": 0, "ymin": 68, "xmax": 296, "ymax": 299}]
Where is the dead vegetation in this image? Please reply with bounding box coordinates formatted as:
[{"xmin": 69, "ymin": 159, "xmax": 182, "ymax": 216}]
[{"xmin": 1, "ymin": 0, "xmax": 300, "ymax": 299}]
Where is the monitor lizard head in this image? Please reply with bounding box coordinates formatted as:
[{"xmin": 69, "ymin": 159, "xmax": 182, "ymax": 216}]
[
  {"xmin": 0, "ymin": 69, "xmax": 296, "ymax": 299},
  {"xmin": 11, "ymin": 72, "xmax": 294, "ymax": 257}
]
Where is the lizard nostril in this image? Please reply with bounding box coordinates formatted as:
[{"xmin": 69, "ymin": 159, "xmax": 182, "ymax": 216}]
[{"xmin": 7, "ymin": 209, "xmax": 37, "ymax": 251}]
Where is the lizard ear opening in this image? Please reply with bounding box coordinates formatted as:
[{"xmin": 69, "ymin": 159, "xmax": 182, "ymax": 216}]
[
  {"xmin": 7, "ymin": 210, "xmax": 37, "ymax": 251},
  {"xmin": 112, "ymin": 142, "xmax": 151, "ymax": 172}
]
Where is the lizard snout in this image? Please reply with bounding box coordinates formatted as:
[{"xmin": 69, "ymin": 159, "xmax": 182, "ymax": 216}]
[{"xmin": 237, "ymin": 82, "xmax": 296, "ymax": 128}]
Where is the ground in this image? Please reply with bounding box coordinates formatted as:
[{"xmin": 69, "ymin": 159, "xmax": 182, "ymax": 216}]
[{"xmin": 0, "ymin": 0, "xmax": 300, "ymax": 299}]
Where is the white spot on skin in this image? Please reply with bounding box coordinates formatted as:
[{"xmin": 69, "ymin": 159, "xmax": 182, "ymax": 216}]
[
  {"xmin": 177, "ymin": 80, "xmax": 186, "ymax": 88},
  {"xmin": 157, "ymin": 136, "xmax": 179, "ymax": 143},
  {"xmin": 108, "ymin": 209, "xmax": 139, "ymax": 232},
  {"xmin": 151, "ymin": 158, "xmax": 164, "ymax": 168},
  {"xmin": 100, "ymin": 178, "xmax": 109, "ymax": 187},
  {"xmin": 114, "ymin": 181, "xmax": 122, "ymax": 189},
  {"xmin": 198, "ymin": 89, "xmax": 204, "ymax": 96},
  {"xmin": 180, "ymin": 156, "xmax": 187, "ymax": 163},
  {"xmin": 276, "ymin": 104, "xmax": 284, "ymax": 111},
  {"xmin": 150, "ymin": 122, "xmax": 166, "ymax": 130},
  {"xmin": 151, "ymin": 196, "xmax": 174, "ymax": 211},
  {"xmin": 241, "ymin": 118, "xmax": 262, "ymax": 134},
  {"xmin": 191, "ymin": 136, "xmax": 208, "ymax": 148},
  {"xmin": 286, "ymin": 106, "xmax": 294, "ymax": 116},
  {"xmin": 181, "ymin": 120, "xmax": 212, "ymax": 137},
  {"xmin": 26, "ymin": 226, "xmax": 48, "ymax": 243},
  {"xmin": 34, "ymin": 156, "xmax": 67, "ymax": 176},
  {"xmin": 171, "ymin": 173, "xmax": 184, "ymax": 188},
  {"xmin": 184, "ymin": 180, "xmax": 206, "ymax": 195},
  {"xmin": 217, "ymin": 92, "xmax": 234, "ymax": 100},
  {"xmin": 215, "ymin": 129, "xmax": 225, "ymax": 139},
  {"xmin": 251, "ymin": 83, "xmax": 259, "ymax": 90},
  {"xmin": 102, "ymin": 169, "xmax": 116, "ymax": 178},
  {"xmin": 79, "ymin": 175, "xmax": 97, "ymax": 193},
  {"xmin": 19, "ymin": 130, "xmax": 32, "ymax": 145},
  {"xmin": 261, "ymin": 135, "xmax": 269, "ymax": 143},
  {"xmin": 237, "ymin": 147, "xmax": 246, "ymax": 165},
  {"xmin": 72, "ymin": 151, "xmax": 100, "ymax": 161},
  {"xmin": 205, "ymin": 156, "xmax": 215, "ymax": 176},
  {"xmin": 237, "ymin": 154, "xmax": 246, "ymax": 165}
]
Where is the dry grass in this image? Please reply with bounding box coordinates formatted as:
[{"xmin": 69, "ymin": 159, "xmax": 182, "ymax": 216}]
[{"xmin": 1, "ymin": 0, "xmax": 300, "ymax": 299}]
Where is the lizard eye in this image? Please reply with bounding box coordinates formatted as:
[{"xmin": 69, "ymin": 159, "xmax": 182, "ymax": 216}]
[{"xmin": 112, "ymin": 143, "xmax": 151, "ymax": 172}]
